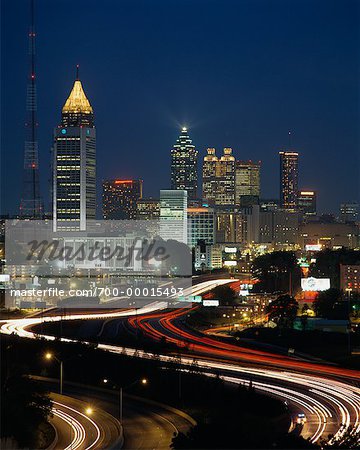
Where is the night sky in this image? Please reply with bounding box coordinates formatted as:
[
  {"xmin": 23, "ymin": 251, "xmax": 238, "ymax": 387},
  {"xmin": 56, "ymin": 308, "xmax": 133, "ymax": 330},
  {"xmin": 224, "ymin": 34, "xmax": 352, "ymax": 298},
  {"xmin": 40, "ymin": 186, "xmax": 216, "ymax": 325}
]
[{"xmin": 1, "ymin": 0, "xmax": 359, "ymax": 215}]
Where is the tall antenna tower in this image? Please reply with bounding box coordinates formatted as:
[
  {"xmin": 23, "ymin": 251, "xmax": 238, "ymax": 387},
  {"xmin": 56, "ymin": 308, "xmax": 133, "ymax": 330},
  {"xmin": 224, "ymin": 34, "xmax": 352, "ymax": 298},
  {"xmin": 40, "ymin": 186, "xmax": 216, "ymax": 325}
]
[{"xmin": 19, "ymin": 0, "xmax": 43, "ymax": 218}]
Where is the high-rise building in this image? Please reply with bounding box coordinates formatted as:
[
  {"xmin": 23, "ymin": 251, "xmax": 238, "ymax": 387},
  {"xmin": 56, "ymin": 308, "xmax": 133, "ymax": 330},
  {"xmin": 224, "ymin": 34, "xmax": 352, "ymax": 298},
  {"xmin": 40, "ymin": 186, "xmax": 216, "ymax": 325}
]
[
  {"xmin": 235, "ymin": 160, "xmax": 261, "ymax": 207},
  {"xmin": 272, "ymin": 210, "xmax": 300, "ymax": 245},
  {"xmin": 340, "ymin": 202, "xmax": 359, "ymax": 223},
  {"xmin": 256, "ymin": 209, "xmax": 300, "ymax": 248},
  {"xmin": 170, "ymin": 127, "xmax": 198, "ymax": 199},
  {"xmin": 260, "ymin": 199, "xmax": 279, "ymax": 211},
  {"xmin": 136, "ymin": 198, "xmax": 160, "ymax": 220},
  {"xmin": 187, "ymin": 207, "xmax": 215, "ymax": 248},
  {"xmin": 202, "ymin": 148, "xmax": 235, "ymax": 206},
  {"xmin": 53, "ymin": 71, "xmax": 96, "ymax": 231},
  {"xmin": 19, "ymin": 0, "xmax": 43, "ymax": 218},
  {"xmin": 215, "ymin": 207, "xmax": 245, "ymax": 243},
  {"xmin": 202, "ymin": 148, "xmax": 218, "ymax": 205},
  {"xmin": 279, "ymin": 151, "xmax": 299, "ymax": 210},
  {"xmin": 102, "ymin": 179, "xmax": 143, "ymax": 220},
  {"xmin": 298, "ymin": 190, "xmax": 316, "ymax": 216},
  {"xmin": 160, "ymin": 190, "xmax": 188, "ymax": 244}
]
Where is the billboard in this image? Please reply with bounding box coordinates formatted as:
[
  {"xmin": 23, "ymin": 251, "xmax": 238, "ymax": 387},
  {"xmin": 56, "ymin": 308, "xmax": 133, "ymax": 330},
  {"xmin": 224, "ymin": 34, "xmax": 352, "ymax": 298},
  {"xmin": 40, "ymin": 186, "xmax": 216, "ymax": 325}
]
[
  {"xmin": 203, "ymin": 299, "xmax": 220, "ymax": 307},
  {"xmin": 224, "ymin": 247, "xmax": 237, "ymax": 253},
  {"xmin": 223, "ymin": 260, "xmax": 237, "ymax": 266},
  {"xmin": 301, "ymin": 277, "xmax": 330, "ymax": 292},
  {"xmin": 305, "ymin": 244, "xmax": 322, "ymax": 252}
]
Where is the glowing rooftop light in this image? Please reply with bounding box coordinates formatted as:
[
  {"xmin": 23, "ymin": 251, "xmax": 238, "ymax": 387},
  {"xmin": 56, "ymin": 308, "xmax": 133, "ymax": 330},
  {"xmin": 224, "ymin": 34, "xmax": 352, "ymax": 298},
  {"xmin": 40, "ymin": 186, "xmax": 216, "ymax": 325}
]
[{"xmin": 62, "ymin": 79, "xmax": 93, "ymax": 115}]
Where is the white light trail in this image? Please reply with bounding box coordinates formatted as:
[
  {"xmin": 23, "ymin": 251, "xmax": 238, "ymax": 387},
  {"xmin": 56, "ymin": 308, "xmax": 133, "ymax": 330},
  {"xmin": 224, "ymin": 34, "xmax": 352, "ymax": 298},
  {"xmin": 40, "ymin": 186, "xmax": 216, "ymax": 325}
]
[{"xmin": 1, "ymin": 278, "xmax": 359, "ymax": 445}]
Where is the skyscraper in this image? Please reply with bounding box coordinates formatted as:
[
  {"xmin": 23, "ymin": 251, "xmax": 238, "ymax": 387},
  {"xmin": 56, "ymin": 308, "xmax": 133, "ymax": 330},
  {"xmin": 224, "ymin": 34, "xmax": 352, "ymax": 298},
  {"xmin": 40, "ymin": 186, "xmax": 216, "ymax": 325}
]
[
  {"xmin": 102, "ymin": 179, "xmax": 143, "ymax": 220},
  {"xmin": 136, "ymin": 198, "xmax": 160, "ymax": 220},
  {"xmin": 279, "ymin": 151, "xmax": 299, "ymax": 210},
  {"xmin": 202, "ymin": 148, "xmax": 218, "ymax": 205},
  {"xmin": 298, "ymin": 190, "xmax": 317, "ymax": 216},
  {"xmin": 202, "ymin": 148, "xmax": 235, "ymax": 206},
  {"xmin": 53, "ymin": 70, "xmax": 96, "ymax": 231},
  {"xmin": 187, "ymin": 206, "xmax": 215, "ymax": 248},
  {"xmin": 19, "ymin": 0, "xmax": 43, "ymax": 218},
  {"xmin": 170, "ymin": 127, "xmax": 198, "ymax": 199},
  {"xmin": 235, "ymin": 160, "xmax": 261, "ymax": 207},
  {"xmin": 160, "ymin": 190, "xmax": 188, "ymax": 244}
]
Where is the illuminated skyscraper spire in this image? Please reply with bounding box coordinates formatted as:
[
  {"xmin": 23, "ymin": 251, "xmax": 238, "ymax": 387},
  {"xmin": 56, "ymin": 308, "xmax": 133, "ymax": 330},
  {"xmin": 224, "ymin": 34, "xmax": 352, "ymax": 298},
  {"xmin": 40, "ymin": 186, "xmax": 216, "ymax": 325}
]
[
  {"xmin": 170, "ymin": 127, "xmax": 198, "ymax": 199},
  {"xmin": 20, "ymin": 0, "xmax": 43, "ymax": 218},
  {"xmin": 61, "ymin": 65, "xmax": 94, "ymax": 127}
]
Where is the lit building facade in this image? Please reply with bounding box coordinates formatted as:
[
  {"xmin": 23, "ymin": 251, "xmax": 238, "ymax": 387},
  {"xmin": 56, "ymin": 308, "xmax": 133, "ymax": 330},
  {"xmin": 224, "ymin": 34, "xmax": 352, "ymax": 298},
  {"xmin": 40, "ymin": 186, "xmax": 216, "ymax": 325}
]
[
  {"xmin": 215, "ymin": 207, "xmax": 245, "ymax": 243},
  {"xmin": 160, "ymin": 190, "xmax": 188, "ymax": 244},
  {"xmin": 136, "ymin": 198, "xmax": 160, "ymax": 220},
  {"xmin": 340, "ymin": 265, "xmax": 360, "ymax": 293},
  {"xmin": 279, "ymin": 151, "xmax": 299, "ymax": 210},
  {"xmin": 202, "ymin": 148, "xmax": 235, "ymax": 206},
  {"xmin": 260, "ymin": 199, "xmax": 279, "ymax": 211},
  {"xmin": 202, "ymin": 148, "xmax": 218, "ymax": 205},
  {"xmin": 53, "ymin": 75, "xmax": 96, "ymax": 231},
  {"xmin": 340, "ymin": 202, "xmax": 359, "ymax": 223},
  {"xmin": 244, "ymin": 206, "xmax": 300, "ymax": 247},
  {"xmin": 299, "ymin": 222, "xmax": 358, "ymax": 249},
  {"xmin": 272, "ymin": 210, "xmax": 300, "ymax": 245},
  {"xmin": 187, "ymin": 207, "xmax": 215, "ymax": 248},
  {"xmin": 194, "ymin": 243, "xmax": 222, "ymax": 271},
  {"xmin": 170, "ymin": 127, "xmax": 198, "ymax": 199},
  {"xmin": 102, "ymin": 179, "xmax": 143, "ymax": 220},
  {"xmin": 298, "ymin": 190, "xmax": 317, "ymax": 216},
  {"xmin": 235, "ymin": 160, "xmax": 261, "ymax": 207}
]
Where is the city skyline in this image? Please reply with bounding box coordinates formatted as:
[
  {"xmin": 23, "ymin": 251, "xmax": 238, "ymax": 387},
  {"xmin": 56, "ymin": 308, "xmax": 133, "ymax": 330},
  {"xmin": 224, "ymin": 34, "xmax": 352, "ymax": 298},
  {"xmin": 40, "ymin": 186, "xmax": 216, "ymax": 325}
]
[
  {"xmin": 1, "ymin": 3, "xmax": 360, "ymax": 449},
  {"xmin": 1, "ymin": 0, "xmax": 359, "ymax": 215}
]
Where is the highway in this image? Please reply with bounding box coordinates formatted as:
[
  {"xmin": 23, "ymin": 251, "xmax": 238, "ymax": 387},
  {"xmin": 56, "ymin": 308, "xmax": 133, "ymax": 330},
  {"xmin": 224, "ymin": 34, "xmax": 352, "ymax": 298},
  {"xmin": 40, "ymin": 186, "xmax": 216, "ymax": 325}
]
[
  {"xmin": 37, "ymin": 378, "xmax": 194, "ymax": 450},
  {"xmin": 1, "ymin": 279, "xmax": 360, "ymax": 446},
  {"xmin": 48, "ymin": 393, "xmax": 121, "ymax": 450}
]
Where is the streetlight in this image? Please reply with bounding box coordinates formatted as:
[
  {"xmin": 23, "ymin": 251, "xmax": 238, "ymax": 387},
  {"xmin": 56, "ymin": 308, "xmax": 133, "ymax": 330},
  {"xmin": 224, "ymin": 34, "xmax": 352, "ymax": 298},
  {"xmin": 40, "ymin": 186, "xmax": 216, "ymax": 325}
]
[
  {"xmin": 44, "ymin": 352, "xmax": 63, "ymax": 395},
  {"xmin": 85, "ymin": 407, "xmax": 93, "ymax": 416},
  {"xmin": 103, "ymin": 377, "xmax": 148, "ymax": 423}
]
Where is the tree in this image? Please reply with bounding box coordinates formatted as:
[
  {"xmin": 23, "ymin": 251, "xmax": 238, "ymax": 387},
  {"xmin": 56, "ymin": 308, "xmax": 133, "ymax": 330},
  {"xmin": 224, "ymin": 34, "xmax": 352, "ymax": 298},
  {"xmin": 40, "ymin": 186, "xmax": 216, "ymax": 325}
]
[
  {"xmin": 266, "ymin": 294, "xmax": 298, "ymax": 328},
  {"xmin": 1, "ymin": 374, "xmax": 52, "ymax": 447},
  {"xmin": 313, "ymin": 289, "xmax": 347, "ymax": 319},
  {"xmin": 210, "ymin": 285, "xmax": 236, "ymax": 306},
  {"xmin": 309, "ymin": 249, "xmax": 360, "ymax": 289},
  {"xmin": 251, "ymin": 251, "xmax": 301, "ymax": 294},
  {"xmin": 320, "ymin": 425, "xmax": 360, "ymax": 449}
]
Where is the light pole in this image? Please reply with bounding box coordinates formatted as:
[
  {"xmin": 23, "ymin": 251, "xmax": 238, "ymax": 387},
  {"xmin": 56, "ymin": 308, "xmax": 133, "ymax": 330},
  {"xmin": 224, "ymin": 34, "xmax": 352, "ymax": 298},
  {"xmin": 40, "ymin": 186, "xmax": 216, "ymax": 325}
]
[
  {"xmin": 103, "ymin": 377, "xmax": 147, "ymax": 423},
  {"xmin": 44, "ymin": 352, "xmax": 63, "ymax": 395},
  {"xmin": 85, "ymin": 407, "xmax": 94, "ymax": 416}
]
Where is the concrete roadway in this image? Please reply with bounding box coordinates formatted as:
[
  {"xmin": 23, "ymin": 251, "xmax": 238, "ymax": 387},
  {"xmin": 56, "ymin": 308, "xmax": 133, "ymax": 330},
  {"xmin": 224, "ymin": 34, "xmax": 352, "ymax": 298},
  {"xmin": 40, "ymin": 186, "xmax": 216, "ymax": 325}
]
[
  {"xmin": 48, "ymin": 393, "xmax": 121, "ymax": 450},
  {"xmin": 66, "ymin": 390, "xmax": 193, "ymax": 450},
  {"xmin": 39, "ymin": 379, "xmax": 193, "ymax": 450}
]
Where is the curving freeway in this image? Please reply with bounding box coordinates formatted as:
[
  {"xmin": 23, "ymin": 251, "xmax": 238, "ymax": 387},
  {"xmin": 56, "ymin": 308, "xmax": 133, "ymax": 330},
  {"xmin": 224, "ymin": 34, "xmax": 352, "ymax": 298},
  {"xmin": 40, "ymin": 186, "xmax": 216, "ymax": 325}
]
[
  {"xmin": 48, "ymin": 393, "xmax": 121, "ymax": 450},
  {"xmin": 1, "ymin": 278, "xmax": 360, "ymax": 446}
]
